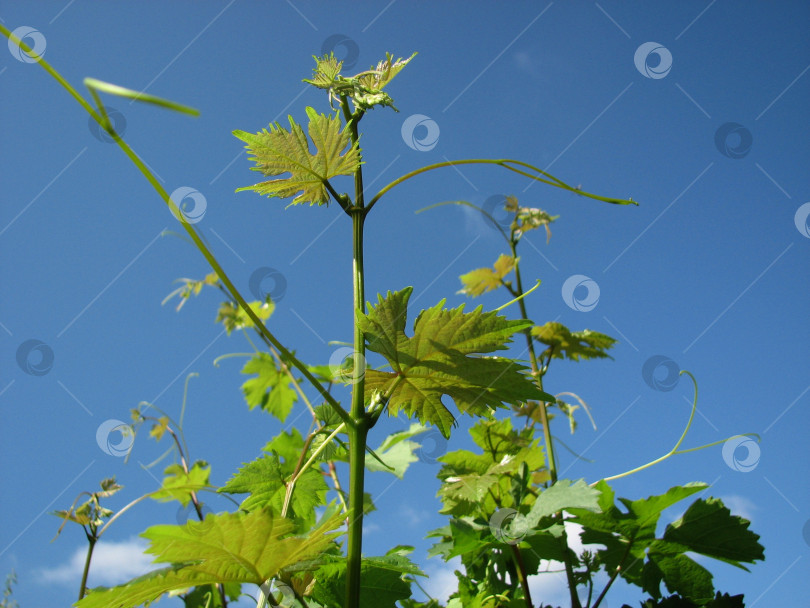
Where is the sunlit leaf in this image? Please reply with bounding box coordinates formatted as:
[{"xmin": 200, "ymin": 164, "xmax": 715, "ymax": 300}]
[
  {"xmin": 532, "ymin": 322, "xmax": 616, "ymax": 361},
  {"xmin": 359, "ymin": 287, "xmax": 551, "ymax": 438},
  {"xmin": 241, "ymin": 352, "xmax": 298, "ymax": 421},
  {"xmin": 234, "ymin": 107, "xmax": 360, "ymax": 206},
  {"xmin": 151, "ymin": 462, "xmax": 212, "ymax": 508},
  {"xmin": 458, "ymin": 254, "xmax": 516, "ymax": 297},
  {"xmin": 76, "ymin": 509, "xmax": 344, "ymax": 608}
]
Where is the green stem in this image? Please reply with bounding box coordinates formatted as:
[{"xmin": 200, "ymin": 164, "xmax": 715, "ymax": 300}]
[
  {"xmin": 509, "ymin": 544, "xmax": 534, "ymax": 608},
  {"xmin": 510, "ymin": 240, "xmax": 581, "ymax": 608},
  {"xmin": 78, "ymin": 533, "xmax": 96, "ymax": 600}
]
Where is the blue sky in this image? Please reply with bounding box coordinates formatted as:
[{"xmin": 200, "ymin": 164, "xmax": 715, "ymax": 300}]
[{"xmin": 1, "ymin": 1, "xmax": 808, "ymax": 606}]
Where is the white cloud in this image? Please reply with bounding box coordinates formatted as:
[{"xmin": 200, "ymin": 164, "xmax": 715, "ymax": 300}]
[
  {"xmin": 39, "ymin": 537, "xmax": 154, "ymax": 587},
  {"xmin": 400, "ymin": 504, "xmax": 430, "ymax": 527},
  {"xmin": 422, "ymin": 556, "xmax": 461, "ymax": 603},
  {"xmin": 718, "ymin": 494, "xmax": 757, "ymax": 523}
]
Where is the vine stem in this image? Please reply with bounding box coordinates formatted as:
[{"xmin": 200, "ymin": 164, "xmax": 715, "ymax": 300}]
[
  {"xmin": 343, "ymin": 94, "xmax": 369, "ymax": 608},
  {"xmin": 510, "ymin": 239, "xmax": 581, "ymax": 608},
  {"xmin": 78, "ymin": 534, "xmax": 96, "ymax": 600}
]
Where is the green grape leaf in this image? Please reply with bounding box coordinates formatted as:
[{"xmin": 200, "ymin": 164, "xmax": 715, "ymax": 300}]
[
  {"xmin": 358, "ymin": 287, "xmax": 551, "ymax": 438},
  {"xmin": 523, "ymin": 479, "xmax": 602, "ymax": 529},
  {"xmin": 219, "ymin": 453, "xmax": 327, "ymax": 526},
  {"xmin": 75, "ymin": 509, "xmax": 344, "ymax": 608},
  {"xmin": 151, "ymin": 461, "xmax": 212, "ymax": 507},
  {"xmin": 648, "ymin": 553, "xmax": 714, "ymax": 603},
  {"xmin": 532, "ymin": 322, "xmax": 617, "ymax": 361},
  {"xmin": 660, "ymin": 498, "xmax": 764, "ymax": 568},
  {"xmin": 458, "ymin": 254, "xmax": 516, "ymax": 297},
  {"xmin": 234, "ymin": 107, "xmax": 360, "ymax": 206},
  {"xmin": 241, "ymin": 352, "xmax": 298, "ymax": 421},
  {"xmin": 569, "ymin": 482, "xmax": 763, "ymax": 602},
  {"xmin": 311, "ymin": 554, "xmax": 424, "ymax": 608}
]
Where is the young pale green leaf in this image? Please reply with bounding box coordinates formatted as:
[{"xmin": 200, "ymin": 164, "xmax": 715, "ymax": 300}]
[
  {"xmin": 532, "ymin": 322, "xmax": 617, "ymax": 361},
  {"xmin": 363, "ymin": 422, "xmax": 430, "ymax": 478},
  {"xmin": 76, "ymin": 509, "xmax": 344, "ymax": 608},
  {"xmin": 304, "ymin": 53, "xmax": 344, "ymax": 90},
  {"xmin": 355, "ymin": 53, "xmax": 417, "ymax": 93},
  {"xmin": 234, "ymin": 107, "xmax": 360, "ymax": 206},
  {"xmin": 359, "ymin": 287, "xmax": 550, "ymax": 437},
  {"xmin": 457, "ymin": 254, "xmax": 516, "ymax": 297},
  {"xmin": 151, "ymin": 462, "xmax": 211, "ymax": 507},
  {"xmin": 217, "ymin": 300, "xmax": 274, "ymax": 335},
  {"xmin": 241, "ymin": 352, "xmax": 298, "ymax": 421}
]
